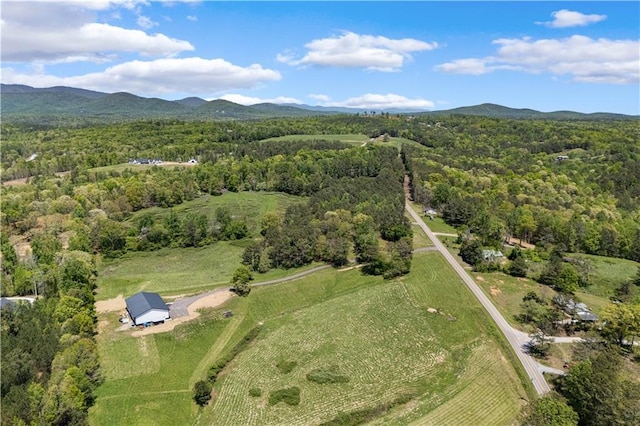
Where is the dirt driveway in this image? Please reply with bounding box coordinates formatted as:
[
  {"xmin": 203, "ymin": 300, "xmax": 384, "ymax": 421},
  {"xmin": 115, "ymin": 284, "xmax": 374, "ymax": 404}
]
[{"xmin": 96, "ymin": 288, "xmax": 235, "ymax": 336}]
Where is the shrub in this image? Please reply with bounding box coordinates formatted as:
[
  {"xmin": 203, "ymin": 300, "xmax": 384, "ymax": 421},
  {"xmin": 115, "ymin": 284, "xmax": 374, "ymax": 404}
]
[
  {"xmin": 268, "ymin": 387, "xmax": 300, "ymax": 406},
  {"xmin": 249, "ymin": 387, "xmax": 262, "ymax": 397},
  {"xmin": 306, "ymin": 366, "xmax": 350, "ymax": 384},
  {"xmin": 276, "ymin": 359, "xmax": 297, "ymax": 374}
]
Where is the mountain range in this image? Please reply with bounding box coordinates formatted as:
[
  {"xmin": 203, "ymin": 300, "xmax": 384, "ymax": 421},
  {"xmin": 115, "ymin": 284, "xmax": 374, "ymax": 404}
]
[{"xmin": 1, "ymin": 84, "xmax": 636, "ymax": 124}]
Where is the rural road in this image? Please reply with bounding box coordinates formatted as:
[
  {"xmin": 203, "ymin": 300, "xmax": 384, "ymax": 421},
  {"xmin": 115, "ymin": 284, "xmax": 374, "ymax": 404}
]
[
  {"xmin": 169, "ymin": 265, "xmax": 331, "ymax": 318},
  {"xmin": 406, "ymin": 202, "xmax": 553, "ymax": 396}
]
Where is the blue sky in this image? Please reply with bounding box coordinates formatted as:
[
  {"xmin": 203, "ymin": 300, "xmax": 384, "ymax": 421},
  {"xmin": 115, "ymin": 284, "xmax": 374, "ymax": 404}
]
[{"xmin": 2, "ymin": 1, "xmax": 639, "ymax": 114}]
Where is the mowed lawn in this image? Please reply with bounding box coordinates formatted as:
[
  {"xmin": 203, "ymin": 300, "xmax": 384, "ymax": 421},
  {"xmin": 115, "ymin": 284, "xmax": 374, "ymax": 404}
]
[{"xmin": 91, "ymin": 252, "xmax": 528, "ymax": 426}]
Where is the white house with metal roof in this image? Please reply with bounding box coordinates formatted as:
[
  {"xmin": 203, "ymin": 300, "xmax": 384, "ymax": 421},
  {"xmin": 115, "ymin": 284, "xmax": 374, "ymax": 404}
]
[{"xmin": 125, "ymin": 292, "xmax": 170, "ymax": 326}]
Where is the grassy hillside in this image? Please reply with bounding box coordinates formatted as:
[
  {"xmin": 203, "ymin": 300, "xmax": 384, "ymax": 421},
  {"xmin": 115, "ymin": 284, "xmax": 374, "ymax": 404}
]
[
  {"xmin": 97, "ymin": 192, "xmax": 306, "ymax": 299},
  {"xmin": 90, "ymin": 252, "xmax": 529, "ymax": 426}
]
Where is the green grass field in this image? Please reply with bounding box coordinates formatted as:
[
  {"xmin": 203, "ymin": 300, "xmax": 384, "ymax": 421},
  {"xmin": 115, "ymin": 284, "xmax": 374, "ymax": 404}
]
[
  {"xmin": 473, "ymin": 271, "xmax": 557, "ymax": 328},
  {"xmin": 410, "ymin": 223, "xmax": 434, "ymax": 249},
  {"xmin": 127, "ymin": 191, "xmax": 304, "ymax": 234},
  {"xmin": 456, "ymin": 252, "xmax": 635, "ymax": 328},
  {"xmin": 408, "ymin": 201, "xmax": 458, "ymax": 234},
  {"xmin": 88, "ymin": 162, "xmax": 194, "ymax": 174},
  {"xmin": 260, "ymin": 134, "xmax": 370, "ymax": 143},
  {"xmin": 96, "ymin": 192, "xmax": 307, "ymax": 300},
  {"xmin": 96, "ymin": 242, "xmax": 245, "ymax": 300},
  {"xmin": 260, "ymin": 133, "xmax": 425, "ymax": 151},
  {"xmin": 569, "ymin": 253, "xmax": 639, "ymax": 298},
  {"xmin": 90, "ymin": 250, "xmax": 529, "ymax": 426},
  {"xmin": 97, "ymin": 243, "xmax": 326, "ymax": 301},
  {"xmin": 203, "ymin": 253, "xmax": 527, "ymax": 426}
]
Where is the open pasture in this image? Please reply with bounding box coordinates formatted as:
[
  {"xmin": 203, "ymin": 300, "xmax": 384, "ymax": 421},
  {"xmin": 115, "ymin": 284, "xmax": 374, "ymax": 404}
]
[
  {"xmin": 91, "ymin": 312, "xmax": 230, "ymax": 425},
  {"xmin": 96, "ymin": 242, "xmax": 244, "ymax": 300},
  {"xmin": 260, "ymin": 134, "xmax": 370, "ymax": 144},
  {"xmin": 127, "ymin": 191, "xmax": 304, "ymax": 234},
  {"xmin": 260, "ymin": 133, "xmax": 424, "ymax": 150},
  {"xmin": 91, "ymin": 252, "xmax": 528, "ymax": 426},
  {"xmin": 569, "ymin": 253, "xmax": 639, "ymax": 298},
  {"xmin": 200, "ymin": 252, "xmax": 528, "ymax": 425},
  {"xmin": 88, "ymin": 161, "xmax": 195, "ymax": 175},
  {"xmin": 97, "ymin": 243, "xmax": 325, "ymax": 301}
]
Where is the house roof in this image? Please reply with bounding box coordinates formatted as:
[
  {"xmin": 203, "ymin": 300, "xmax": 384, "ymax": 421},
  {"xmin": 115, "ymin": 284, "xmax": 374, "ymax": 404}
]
[
  {"xmin": 125, "ymin": 292, "xmax": 168, "ymax": 319},
  {"xmin": 0, "ymin": 297, "xmax": 16, "ymax": 309},
  {"xmin": 576, "ymin": 311, "xmax": 599, "ymax": 322},
  {"xmin": 482, "ymin": 249, "xmax": 504, "ymax": 259}
]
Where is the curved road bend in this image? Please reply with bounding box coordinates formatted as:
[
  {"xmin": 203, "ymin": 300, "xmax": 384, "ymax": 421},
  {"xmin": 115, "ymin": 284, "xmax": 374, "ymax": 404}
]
[{"xmin": 406, "ymin": 202, "xmax": 551, "ymax": 395}]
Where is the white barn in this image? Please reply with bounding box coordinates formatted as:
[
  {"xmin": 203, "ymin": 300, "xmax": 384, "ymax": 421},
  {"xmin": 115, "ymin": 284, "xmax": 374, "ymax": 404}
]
[{"xmin": 125, "ymin": 292, "xmax": 170, "ymax": 326}]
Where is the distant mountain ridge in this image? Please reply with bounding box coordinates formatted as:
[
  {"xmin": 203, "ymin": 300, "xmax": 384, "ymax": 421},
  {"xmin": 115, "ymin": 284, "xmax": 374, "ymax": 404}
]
[{"xmin": 1, "ymin": 84, "xmax": 636, "ymax": 124}]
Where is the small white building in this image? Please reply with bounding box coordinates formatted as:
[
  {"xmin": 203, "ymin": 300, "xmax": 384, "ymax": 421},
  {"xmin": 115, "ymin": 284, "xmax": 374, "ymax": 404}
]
[{"xmin": 125, "ymin": 292, "xmax": 170, "ymax": 326}]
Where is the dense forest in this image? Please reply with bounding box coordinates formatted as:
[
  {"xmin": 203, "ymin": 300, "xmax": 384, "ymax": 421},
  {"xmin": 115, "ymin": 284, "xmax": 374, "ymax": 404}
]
[{"xmin": 1, "ymin": 113, "xmax": 639, "ymax": 425}]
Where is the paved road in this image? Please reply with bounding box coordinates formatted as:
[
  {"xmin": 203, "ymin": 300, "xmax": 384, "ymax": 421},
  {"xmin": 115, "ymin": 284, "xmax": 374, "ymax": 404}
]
[{"xmin": 406, "ymin": 202, "xmax": 552, "ymax": 395}]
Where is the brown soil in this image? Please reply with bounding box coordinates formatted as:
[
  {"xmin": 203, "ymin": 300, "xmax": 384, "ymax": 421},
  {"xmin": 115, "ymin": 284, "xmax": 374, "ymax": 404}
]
[
  {"xmin": 2, "ymin": 177, "xmax": 29, "ymax": 187},
  {"xmin": 96, "ymin": 295, "xmax": 126, "ymax": 313},
  {"xmin": 506, "ymin": 237, "xmax": 536, "ymax": 250},
  {"xmin": 489, "ymin": 286, "xmax": 502, "ymax": 296}
]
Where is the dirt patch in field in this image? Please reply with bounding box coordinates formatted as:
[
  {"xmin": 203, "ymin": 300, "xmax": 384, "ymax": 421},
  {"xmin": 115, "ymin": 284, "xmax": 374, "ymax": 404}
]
[
  {"xmin": 489, "ymin": 286, "xmax": 502, "ymax": 296},
  {"xmin": 97, "ymin": 320, "xmax": 109, "ymax": 333},
  {"xmin": 96, "ymin": 295, "xmax": 126, "ymax": 313},
  {"xmin": 131, "ymin": 290, "xmax": 234, "ymax": 336},
  {"xmin": 2, "ymin": 177, "xmax": 29, "ymax": 187},
  {"xmin": 476, "ymin": 276, "xmax": 485, "ymax": 281},
  {"xmin": 506, "ymin": 237, "xmax": 536, "ymax": 250},
  {"xmin": 338, "ymin": 264, "xmax": 364, "ymax": 272}
]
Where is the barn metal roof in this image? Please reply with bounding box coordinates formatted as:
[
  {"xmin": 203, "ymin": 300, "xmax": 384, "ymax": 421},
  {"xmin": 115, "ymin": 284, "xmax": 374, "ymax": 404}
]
[{"xmin": 125, "ymin": 292, "xmax": 168, "ymax": 319}]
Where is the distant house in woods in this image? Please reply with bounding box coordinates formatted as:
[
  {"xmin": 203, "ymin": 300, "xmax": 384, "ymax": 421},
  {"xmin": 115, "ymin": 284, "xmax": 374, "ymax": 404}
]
[
  {"xmin": 556, "ymin": 155, "xmax": 569, "ymax": 161},
  {"xmin": 129, "ymin": 158, "xmax": 163, "ymax": 165},
  {"xmin": 482, "ymin": 249, "xmax": 504, "ymax": 261},
  {"xmin": 556, "ymin": 296, "xmax": 599, "ymax": 322},
  {"xmin": 125, "ymin": 292, "xmax": 170, "ymax": 326},
  {"xmin": 0, "ymin": 297, "xmax": 16, "ymax": 310}
]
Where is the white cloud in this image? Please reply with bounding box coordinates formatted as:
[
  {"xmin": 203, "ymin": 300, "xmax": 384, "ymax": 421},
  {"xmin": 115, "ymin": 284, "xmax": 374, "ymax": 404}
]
[
  {"xmin": 2, "ymin": 57, "xmax": 281, "ymax": 96},
  {"xmin": 276, "ymin": 50, "xmax": 296, "ymax": 64},
  {"xmin": 1, "ymin": 1, "xmax": 193, "ymax": 63},
  {"xmin": 537, "ymin": 9, "xmax": 607, "ymax": 28},
  {"xmin": 136, "ymin": 15, "xmax": 158, "ymax": 30},
  {"xmin": 280, "ymin": 31, "xmax": 437, "ymax": 71},
  {"xmin": 327, "ymin": 93, "xmax": 434, "ymax": 110},
  {"xmin": 435, "ymin": 35, "xmax": 639, "ymax": 84},
  {"xmin": 219, "ymin": 94, "xmax": 303, "ymax": 105},
  {"xmin": 187, "ymin": 15, "xmax": 198, "ymax": 22},
  {"xmin": 434, "ymin": 58, "xmax": 490, "ymax": 75},
  {"xmin": 308, "ymin": 94, "xmax": 331, "ymax": 103}
]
